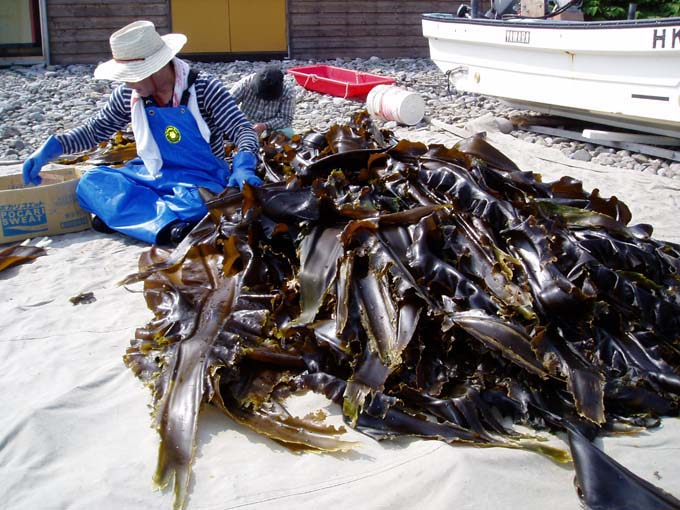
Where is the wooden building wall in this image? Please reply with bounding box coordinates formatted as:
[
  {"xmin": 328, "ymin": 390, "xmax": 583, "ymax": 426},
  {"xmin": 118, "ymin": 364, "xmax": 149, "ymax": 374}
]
[
  {"xmin": 45, "ymin": 0, "xmax": 490, "ymax": 64},
  {"xmin": 47, "ymin": 0, "xmax": 170, "ymax": 65},
  {"xmin": 287, "ymin": 1, "xmax": 489, "ymax": 60}
]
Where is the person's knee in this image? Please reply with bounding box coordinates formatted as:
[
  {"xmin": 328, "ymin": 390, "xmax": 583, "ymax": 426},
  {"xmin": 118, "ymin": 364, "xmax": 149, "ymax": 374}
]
[
  {"xmin": 271, "ymin": 127, "xmax": 294, "ymax": 138},
  {"xmin": 76, "ymin": 168, "xmax": 110, "ymax": 212}
]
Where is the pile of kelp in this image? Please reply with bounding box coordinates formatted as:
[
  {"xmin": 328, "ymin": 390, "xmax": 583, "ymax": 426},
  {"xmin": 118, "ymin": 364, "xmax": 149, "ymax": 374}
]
[{"xmin": 122, "ymin": 113, "xmax": 680, "ymax": 510}]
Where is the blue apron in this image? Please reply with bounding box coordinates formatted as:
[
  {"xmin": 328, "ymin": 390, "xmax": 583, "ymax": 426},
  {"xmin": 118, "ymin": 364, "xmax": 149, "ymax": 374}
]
[{"xmin": 76, "ymin": 89, "xmax": 230, "ymax": 244}]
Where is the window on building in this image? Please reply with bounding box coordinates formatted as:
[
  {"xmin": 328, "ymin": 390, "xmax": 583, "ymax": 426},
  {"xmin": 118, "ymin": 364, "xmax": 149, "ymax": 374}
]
[{"xmin": 0, "ymin": 0, "xmax": 43, "ymax": 58}]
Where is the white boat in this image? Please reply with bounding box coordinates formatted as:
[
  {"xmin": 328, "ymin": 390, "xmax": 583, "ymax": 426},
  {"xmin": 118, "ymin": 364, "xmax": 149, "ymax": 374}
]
[{"xmin": 422, "ymin": 12, "xmax": 680, "ymax": 138}]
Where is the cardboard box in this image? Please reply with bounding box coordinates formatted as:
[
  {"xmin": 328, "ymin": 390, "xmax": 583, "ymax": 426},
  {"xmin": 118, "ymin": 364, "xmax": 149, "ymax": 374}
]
[{"xmin": 0, "ymin": 165, "xmax": 92, "ymax": 245}]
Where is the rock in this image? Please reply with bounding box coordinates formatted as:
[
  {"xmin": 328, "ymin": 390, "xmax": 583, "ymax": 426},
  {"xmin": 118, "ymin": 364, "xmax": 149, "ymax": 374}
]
[
  {"xmin": 495, "ymin": 117, "xmax": 514, "ymax": 134},
  {"xmin": 464, "ymin": 112, "xmax": 498, "ymax": 133},
  {"xmin": 593, "ymin": 154, "xmax": 615, "ymax": 166},
  {"xmin": 0, "ymin": 126, "xmax": 20, "ymax": 139},
  {"xmin": 0, "ymin": 56, "xmax": 676, "ymax": 172},
  {"xmin": 8, "ymin": 140, "xmax": 25, "ymax": 150},
  {"xmin": 570, "ymin": 149, "xmax": 592, "ymax": 162}
]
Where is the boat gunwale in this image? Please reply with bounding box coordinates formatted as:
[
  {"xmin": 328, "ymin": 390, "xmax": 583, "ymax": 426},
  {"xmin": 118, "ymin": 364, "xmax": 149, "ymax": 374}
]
[{"xmin": 422, "ymin": 13, "xmax": 680, "ymax": 30}]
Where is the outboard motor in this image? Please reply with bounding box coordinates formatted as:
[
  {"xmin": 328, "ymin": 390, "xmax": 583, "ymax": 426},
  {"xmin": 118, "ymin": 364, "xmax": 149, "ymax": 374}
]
[
  {"xmin": 457, "ymin": 0, "xmax": 520, "ymax": 19},
  {"xmin": 487, "ymin": 0, "xmax": 520, "ymax": 18},
  {"xmin": 457, "ymin": 0, "xmax": 583, "ymax": 19}
]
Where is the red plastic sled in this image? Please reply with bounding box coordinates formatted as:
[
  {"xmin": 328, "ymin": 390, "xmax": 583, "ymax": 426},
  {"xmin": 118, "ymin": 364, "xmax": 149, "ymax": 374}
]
[{"xmin": 287, "ymin": 65, "xmax": 396, "ymax": 99}]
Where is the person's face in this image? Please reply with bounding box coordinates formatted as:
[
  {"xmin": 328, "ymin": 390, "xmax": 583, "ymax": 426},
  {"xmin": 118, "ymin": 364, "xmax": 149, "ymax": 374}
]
[
  {"xmin": 125, "ymin": 76, "xmax": 156, "ymax": 96},
  {"xmin": 125, "ymin": 65, "xmax": 172, "ymax": 96}
]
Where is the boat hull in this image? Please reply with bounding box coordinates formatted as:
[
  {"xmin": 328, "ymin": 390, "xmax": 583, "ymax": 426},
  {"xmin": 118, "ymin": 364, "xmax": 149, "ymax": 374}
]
[{"xmin": 422, "ymin": 14, "xmax": 680, "ymax": 137}]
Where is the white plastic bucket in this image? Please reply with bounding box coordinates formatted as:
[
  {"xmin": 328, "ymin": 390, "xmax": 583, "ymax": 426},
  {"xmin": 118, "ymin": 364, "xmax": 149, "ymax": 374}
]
[{"xmin": 366, "ymin": 85, "xmax": 425, "ymax": 126}]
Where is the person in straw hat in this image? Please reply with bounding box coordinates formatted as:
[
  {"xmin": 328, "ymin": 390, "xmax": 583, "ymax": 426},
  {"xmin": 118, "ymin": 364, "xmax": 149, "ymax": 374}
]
[{"xmin": 21, "ymin": 20, "xmax": 262, "ymax": 245}]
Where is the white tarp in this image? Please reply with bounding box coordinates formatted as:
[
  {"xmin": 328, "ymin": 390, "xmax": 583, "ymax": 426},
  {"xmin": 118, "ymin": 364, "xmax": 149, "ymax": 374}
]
[{"xmin": 2, "ymin": 128, "xmax": 679, "ymax": 510}]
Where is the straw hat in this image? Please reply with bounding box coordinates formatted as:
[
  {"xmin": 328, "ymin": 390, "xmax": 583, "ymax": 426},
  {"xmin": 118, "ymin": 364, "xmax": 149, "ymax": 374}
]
[{"xmin": 94, "ymin": 20, "xmax": 187, "ymax": 82}]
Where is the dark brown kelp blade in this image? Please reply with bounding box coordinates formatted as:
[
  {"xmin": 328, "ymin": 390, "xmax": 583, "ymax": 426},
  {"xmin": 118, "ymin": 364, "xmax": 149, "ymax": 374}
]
[
  {"xmin": 295, "ymin": 226, "xmax": 344, "ymax": 324},
  {"xmin": 124, "ymin": 114, "xmax": 680, "ymax": 510},
  {"xmin": 454, "ymin": 132, "xmax": 520, "ymax": 172},
  {"xmin": 452, "ymin": 310, "xmax": 548, "ymax": 378},
  {"xmin": 569, "ymin": 428, "xmax": 680, "ymax": 510},
  {"xmin": 0, "ymin": 244, "xmax": 46, "ymax": 272},
  {"xmin": 84, "ymin": 131, "xmax": 138, "ymax": 166},
  {"xmin": 55, "ymin": 130, "xmax": 138, "ymax": 166},
  {"xmin": 532, "ymin": 327, "xmax": 605, "ymax": 425}
]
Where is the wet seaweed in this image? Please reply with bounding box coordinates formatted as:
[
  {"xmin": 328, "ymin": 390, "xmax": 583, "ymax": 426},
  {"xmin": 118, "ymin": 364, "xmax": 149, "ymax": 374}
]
[
  {"xmin": 69, "ymin": 291, "xmax": 96, "ymax": 305},
  {"xmin": 0, "ymin": 244, "xmax": 46, "ymax": 272},
  {"xmin": 123, "ymin": 113, "xmax": 680, "ymax": 510}
]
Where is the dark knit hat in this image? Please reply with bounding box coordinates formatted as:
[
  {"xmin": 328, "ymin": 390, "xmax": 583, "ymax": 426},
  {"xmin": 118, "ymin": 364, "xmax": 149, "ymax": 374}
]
[{"xmin": 255, "ymin": 65, "xmax": 284, "ymax": 100}]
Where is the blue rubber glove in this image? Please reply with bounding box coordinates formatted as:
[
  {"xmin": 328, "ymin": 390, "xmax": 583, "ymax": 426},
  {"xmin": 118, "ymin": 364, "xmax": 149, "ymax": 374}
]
[
  {"xmin": 22, "ymin": 135, "xmax": 64, "ymax": 186},
  {"xmin": 227, "ymin": 151, "xmax": 262, "ymax": 189}
]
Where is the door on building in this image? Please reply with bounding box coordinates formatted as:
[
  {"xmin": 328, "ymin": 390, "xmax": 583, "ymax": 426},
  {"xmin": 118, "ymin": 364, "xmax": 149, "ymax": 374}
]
[
  {"xmin": 171, "ymin": 0, "xmax": 287, "ymax": 55},
  {"xmin": 0, "ymin": 0, "xmax": 45, "ymax": 63}
]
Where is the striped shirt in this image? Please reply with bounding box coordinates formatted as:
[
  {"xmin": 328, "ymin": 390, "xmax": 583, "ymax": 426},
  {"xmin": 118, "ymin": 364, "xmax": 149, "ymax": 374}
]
[
  {"xmin": 56, "ymin": 71, "xmax": 259, "ymax": 158},
  {"xmin": 229, "ymin": 73, "xmax": 296, "ymax": 132}
]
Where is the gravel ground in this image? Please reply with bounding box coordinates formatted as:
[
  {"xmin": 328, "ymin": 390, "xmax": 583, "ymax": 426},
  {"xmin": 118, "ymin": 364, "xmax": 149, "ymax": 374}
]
[{"xmin": 1, "ymin": 56, "xmax": 679, "ymax": 179}]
